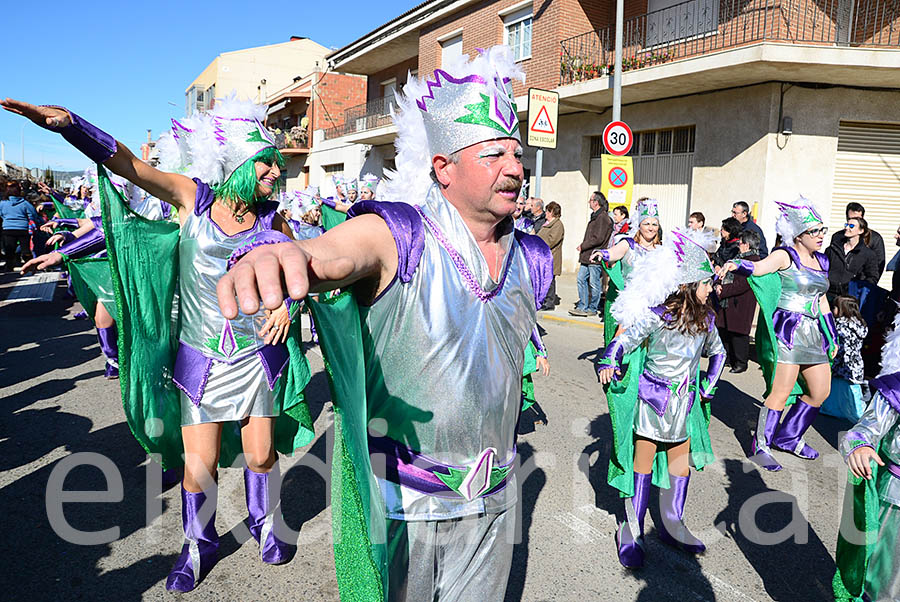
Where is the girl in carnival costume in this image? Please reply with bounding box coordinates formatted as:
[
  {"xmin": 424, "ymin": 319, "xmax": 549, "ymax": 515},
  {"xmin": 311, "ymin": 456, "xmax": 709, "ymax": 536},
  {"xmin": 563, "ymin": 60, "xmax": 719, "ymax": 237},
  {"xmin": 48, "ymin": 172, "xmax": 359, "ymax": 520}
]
[
  {"xmin": 834, "ymin": 310, "xmax": 900, "ymax": 601},
  {"xmin": 720, "ymin": 199, "xmax": 838, "ymax": 472},
  {"xmin": 598, "ymin": 228, "xmax": 725, "ymax": 569},
  {"xmin": 2, "ymin": 95, "xmax": 314, "ymax": 592},
  {"xmin": 591, "ymin": 197, "xmax": 663, "ymax": 344}
]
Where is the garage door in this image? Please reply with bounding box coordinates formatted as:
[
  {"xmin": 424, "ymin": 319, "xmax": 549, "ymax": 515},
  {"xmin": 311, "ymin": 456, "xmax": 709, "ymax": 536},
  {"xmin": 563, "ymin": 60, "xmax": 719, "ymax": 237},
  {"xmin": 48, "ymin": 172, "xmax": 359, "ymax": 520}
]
[{"xmin": 830, "ymin": 121, "xmax": 900, "ymax": 290}]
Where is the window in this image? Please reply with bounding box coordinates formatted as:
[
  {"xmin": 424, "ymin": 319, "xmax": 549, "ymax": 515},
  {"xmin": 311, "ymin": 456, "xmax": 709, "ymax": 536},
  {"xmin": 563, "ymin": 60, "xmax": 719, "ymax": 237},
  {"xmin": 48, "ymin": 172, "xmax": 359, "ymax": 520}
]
[
  {"xmin": 381, "ymin": 78, "xmax": 397, "ymax": 115},
  {"xmin": 590, "ymin": 126, "xmax": 695, "ymax": 158},
  {"xmin": 323, "ymin": 163, "xmax": 344, "ymax": 179},
  {"xmin": 440, "ymin": 33, "xmax": 463, "ymax": 67},
  {"xmin": 503, "ymin": 7, "xmax": 532, "ymax": 62},
  {"xmin": 646, "ymin": 0, "xmax": 718, "ymax": 46}
]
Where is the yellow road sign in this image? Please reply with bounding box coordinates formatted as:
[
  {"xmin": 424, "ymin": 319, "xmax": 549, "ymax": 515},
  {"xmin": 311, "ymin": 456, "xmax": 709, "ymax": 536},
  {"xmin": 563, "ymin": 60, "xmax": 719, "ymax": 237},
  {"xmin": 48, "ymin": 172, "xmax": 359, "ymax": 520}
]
[{"xmin": 600, "ymin": 154, "xmax": 633, "ymax": 209}]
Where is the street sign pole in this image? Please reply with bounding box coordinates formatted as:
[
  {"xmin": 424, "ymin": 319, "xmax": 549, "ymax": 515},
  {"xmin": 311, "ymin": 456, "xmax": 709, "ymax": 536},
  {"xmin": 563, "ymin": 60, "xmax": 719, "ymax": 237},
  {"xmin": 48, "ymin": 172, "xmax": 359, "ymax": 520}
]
[
  {"xmin": 535, "ymin": 148, "xmax": 543, "ymax": 198},
  {"xmin": 613, "ymin": 0, "xmax": 623, "ymax": 122}
]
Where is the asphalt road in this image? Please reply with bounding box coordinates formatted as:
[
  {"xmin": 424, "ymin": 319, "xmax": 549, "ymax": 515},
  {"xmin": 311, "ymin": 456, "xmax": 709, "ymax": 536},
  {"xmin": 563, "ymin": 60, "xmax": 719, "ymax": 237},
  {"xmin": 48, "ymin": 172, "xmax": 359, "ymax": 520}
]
[{"xmin": 1, "ymin": 272, "xmax": 850, "ymax": 601}]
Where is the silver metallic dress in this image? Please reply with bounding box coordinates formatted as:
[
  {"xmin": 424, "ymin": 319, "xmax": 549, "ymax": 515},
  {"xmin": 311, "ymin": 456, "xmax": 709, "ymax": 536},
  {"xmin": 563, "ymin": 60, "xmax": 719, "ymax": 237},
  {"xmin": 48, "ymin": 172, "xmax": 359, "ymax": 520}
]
[
  {"xmin": 840, "ymin": 390, "xmax": 900, "ymax": 600},
  {"xmin": 611, "ymin": 312, "xmax": 725, "ymax": 442},
  {"xmin": 176, "ymin": 202, "xmax": 280, "ymax": 426},
  {"xmin": 774, "ymin": 252, "xmax": 829, "ymax": 365}
]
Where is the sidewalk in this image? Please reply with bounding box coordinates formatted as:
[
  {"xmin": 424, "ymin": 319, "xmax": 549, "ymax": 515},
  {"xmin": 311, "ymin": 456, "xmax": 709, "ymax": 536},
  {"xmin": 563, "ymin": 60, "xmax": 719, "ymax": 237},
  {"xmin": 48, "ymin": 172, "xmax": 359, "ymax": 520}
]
[{"xmin": 537, "ymin": 273, "xmax": 605, "ymax": 330}]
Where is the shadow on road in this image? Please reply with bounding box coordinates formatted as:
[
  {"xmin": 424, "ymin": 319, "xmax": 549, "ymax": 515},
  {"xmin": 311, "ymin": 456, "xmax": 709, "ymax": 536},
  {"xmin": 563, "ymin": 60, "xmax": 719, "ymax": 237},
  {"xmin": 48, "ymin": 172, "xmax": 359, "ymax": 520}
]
[{"xmin": 505, "ymin": 442, "xmax": 545, "ymax": 602}]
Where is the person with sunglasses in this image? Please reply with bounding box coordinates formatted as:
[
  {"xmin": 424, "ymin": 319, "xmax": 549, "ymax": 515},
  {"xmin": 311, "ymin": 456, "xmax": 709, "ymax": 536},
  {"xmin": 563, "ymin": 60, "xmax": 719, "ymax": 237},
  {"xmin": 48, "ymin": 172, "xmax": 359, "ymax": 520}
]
[
  {"xmin": 720, "ymin": 198, "xmax": 839, "ymax": 472},
  {"xmin": 825, "ymin": 216, "xmax": 880, "ymax": 300}
]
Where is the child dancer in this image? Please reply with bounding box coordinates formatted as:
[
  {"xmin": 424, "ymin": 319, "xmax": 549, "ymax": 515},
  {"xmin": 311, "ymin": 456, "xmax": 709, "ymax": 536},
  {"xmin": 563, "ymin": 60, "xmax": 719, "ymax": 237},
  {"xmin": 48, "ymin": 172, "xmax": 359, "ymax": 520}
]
[{"xmin": 598, "ymin": 229, "xmax": 726, "ymax": 569}]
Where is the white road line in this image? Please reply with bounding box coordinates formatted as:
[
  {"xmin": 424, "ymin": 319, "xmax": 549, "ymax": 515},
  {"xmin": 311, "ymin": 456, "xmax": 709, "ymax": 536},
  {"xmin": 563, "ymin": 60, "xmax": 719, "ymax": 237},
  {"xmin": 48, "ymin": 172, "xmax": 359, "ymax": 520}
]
[
  {"xmin": 554, "ymin": 511, "xmax": 607, "ymax": 544},
  {"xmin": 2, "ymin": 272, "xmax": 59, "ymax": 304}
]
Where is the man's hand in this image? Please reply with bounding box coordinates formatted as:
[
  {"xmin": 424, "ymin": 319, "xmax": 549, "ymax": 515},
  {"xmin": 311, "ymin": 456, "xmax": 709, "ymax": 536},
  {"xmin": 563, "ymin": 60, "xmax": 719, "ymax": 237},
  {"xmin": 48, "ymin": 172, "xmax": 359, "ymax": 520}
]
[
  {"xmin": 847, "ymin": 446, "xmax": 884, "ymax": 480},
  {"xmin": 21, "ymin": 252, "xmax": 63, "ymax": 274},
  {"xmin": 1, "ymin": 98, "xmax": 71, "ymax": 128},
  {"xmin": 217, "ymin": 241, "xmax": 355, "ymax": 319}
]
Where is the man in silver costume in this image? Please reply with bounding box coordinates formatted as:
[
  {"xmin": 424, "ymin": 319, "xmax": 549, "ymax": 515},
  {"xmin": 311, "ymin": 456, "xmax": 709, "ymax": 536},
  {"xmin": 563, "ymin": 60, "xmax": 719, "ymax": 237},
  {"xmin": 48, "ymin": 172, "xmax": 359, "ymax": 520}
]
[{"xmin": 219, "ymin": 46, "xmax": 552, "ymax": 601}]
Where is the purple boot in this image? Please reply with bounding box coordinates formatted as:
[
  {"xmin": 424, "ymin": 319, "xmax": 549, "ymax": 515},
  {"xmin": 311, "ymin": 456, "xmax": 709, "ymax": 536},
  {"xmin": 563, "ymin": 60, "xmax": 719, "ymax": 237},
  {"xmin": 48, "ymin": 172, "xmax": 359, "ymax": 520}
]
[
  {"xmin": 244, "ymin": 465, "xmax": 291, "ymax": 565},
  {"xmin": 165, "ymin": 487, "xmax": 219, "ymax": 592},
  {"xmin": 749, "ymin": 406, "xmax": 783, "ymax": 472},
  {"xmin": 657, "ymin": 473, "xmax": 706, "ymax": 554},
  {"xmin": 96, "ymin": 325, "xmax": 119, "ymax": 379},
  {"xmin": 772, "ymin": 399, "xmax": 820, "ymax": 460},
  {"xmin": 616, "ymin": 471, "xmax": 651, "ymax": 569}
]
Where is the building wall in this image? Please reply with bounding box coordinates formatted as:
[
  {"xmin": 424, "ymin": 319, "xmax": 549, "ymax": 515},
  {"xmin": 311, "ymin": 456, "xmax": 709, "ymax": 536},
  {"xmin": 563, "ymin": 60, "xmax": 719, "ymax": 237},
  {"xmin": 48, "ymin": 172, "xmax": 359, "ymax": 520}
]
[
  {"xmin": 305, "ymin": 132, "xmax": 368, "ymax": 191},
  {"xmin": 188, "ymin": 57, "xmax": 219, "ymax": 93},
  {"xmin": 313, "ymin": 72, "xmax": 367, "ymax": 132},
  {"xmin": 367, "ymin": 57, "xmax": 420, "ymax": 101},
  {"xmin": 524, "ymin": 83, "xmax": 900, "ymax": 273}
]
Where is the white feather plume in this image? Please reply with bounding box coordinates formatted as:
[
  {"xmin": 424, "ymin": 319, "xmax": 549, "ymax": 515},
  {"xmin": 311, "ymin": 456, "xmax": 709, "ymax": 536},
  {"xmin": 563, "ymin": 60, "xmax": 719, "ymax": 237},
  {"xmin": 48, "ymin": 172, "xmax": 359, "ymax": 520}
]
[
  {"xmin": 681, "ymin": 227, "xmax": 718, "ymax": 252},
  {"xmin": 879, "ymin": 310, "xmax": 900, "ymax": 377},
  {"xmin": 775, "ymin": 196, "xmax": 825, "ymax": 244},
  {"xmin": 610, "ymin": 245, "xmax": 680, "ymax": 329}
]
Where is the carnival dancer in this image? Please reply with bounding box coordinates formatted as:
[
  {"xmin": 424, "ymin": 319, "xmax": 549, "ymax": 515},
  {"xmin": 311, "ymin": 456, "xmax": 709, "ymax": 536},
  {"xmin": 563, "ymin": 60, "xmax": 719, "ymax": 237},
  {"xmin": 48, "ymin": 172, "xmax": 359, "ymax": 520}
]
[
  {"xmin": 3, "ymin": 95, "xmax": 314, "ymax": 592},
  {"xmin": 833, "ymin": 310, "xmax": 900, "ymax": 601},
  {"xmin": 591, "ymin": 198, "xmax": 663, "ymax": 344},
  {"xmin": 359, "ymin": 173, "xmax": 379, "ymax": 201},
  {"xmin": 282, "ymin": 189, "xmax": 324, "ymax": 241},
  {"xmin": 597, "ymin": 228, "xmax": 725, "ymax": 569},
  {"xmin": 218, "ymin": 46, "xmax": 552, "ymax": 601},
  {"xmin": 720, "ymin": 198, "xmax": 838, "ymax": 472}
]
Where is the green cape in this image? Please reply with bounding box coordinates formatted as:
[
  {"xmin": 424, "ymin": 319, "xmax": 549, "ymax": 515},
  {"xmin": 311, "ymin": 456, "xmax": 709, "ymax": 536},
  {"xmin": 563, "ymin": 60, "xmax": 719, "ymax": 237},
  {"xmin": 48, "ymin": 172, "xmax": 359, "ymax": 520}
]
[
  {"xmin": 747, "ymin": 271, "xmax": 837, "ymax": 407},
  {"xmin": 98, "ymin": 166, "xmax": 314, "ymax": 469},
  {"xmin": 51, "ymin": 196, "xmax": 84, "ymax": 220},
  {"xmin": 522, "ymin": 341, "xmax": 539, "ymax": 412},
  {"xmin": 832, "ymin": 453, "xmax": 882, "ymax": 601},
  {"xmin": 67, "ymin": 256, "xmax": 116, "ymax": 324},
  {"xmin": 322, "ymin": 204, "xmax": 348, "ymax": 231}
]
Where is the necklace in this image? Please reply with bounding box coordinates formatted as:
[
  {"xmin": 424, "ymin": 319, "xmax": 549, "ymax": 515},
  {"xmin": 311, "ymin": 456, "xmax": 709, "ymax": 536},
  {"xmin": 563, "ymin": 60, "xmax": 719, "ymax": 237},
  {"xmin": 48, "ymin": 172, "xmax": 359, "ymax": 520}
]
[{"xmin": 219, "ymin": 199, "xmax": 252, "ymax": 224}]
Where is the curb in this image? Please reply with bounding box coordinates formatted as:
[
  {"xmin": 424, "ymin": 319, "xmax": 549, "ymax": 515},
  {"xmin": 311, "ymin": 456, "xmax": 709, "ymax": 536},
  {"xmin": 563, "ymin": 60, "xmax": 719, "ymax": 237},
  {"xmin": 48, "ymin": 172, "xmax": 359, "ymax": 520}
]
[{"xmin": 539, "ymin": 313, "xmax": 605, "ymax": 330}]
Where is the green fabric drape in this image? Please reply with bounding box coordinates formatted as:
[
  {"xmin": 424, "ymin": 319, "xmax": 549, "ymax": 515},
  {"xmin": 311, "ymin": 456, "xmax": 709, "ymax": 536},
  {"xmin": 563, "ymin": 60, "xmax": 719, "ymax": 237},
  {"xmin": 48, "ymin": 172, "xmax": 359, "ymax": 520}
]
[
  {"xmin": 322, "ymin": 204, "xmax": 348, "ymax": 231},
  {"xmin": 99, "ymin": 166, "xmax": 314, "ymax": 469},
  {"xmin": 833, "ymin": 460, "xmax": 882, "ymax": 601},
  {"xmin": 51, "ymin": 196, "xmax": 84, "ymax": 220},
  {"xmin": 67, "ymin": 256, "xmax": 116, "ymax": 323},
  {"xmin": 521, "ymin": 341, "xmax": 538, "ymax": 412},
  {"xmin": 308, "ymin": 292, "xmax": 387, "ymax": 601}
]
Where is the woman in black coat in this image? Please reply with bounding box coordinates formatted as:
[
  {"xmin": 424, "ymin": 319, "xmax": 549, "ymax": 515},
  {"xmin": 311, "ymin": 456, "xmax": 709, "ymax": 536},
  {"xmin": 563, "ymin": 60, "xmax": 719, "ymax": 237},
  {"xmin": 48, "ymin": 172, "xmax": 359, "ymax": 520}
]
[
  {"xmin": 825, "ymin": 216, "xmax": 880, "ymax": 300},
  {"xmin": 715, "ymin": 229, "xmax": 761, "ymax": 373},
  {"xmin": 714, "ymin": 217, "xmax": 743, "ymax": 267}
]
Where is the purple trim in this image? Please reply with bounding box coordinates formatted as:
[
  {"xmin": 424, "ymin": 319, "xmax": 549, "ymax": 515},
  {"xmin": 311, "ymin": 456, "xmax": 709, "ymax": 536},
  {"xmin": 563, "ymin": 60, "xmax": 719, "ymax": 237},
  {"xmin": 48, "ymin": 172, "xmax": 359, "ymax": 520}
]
[
  {"xmin": 598, "ymin": 248, "xmax": 612, "ymax": 262},
  {"xmin": 514, "ymin": 229, "xmax": 553, "ymax": 310},
  {"xmin": 415, "ymin": 70, "xmax": 486, "ymax": 112},
  {"xmin": 638, "ymin": 371, "xmax": 672, "ymax": 416},
  {"xmin": 255, "ymin": 201, "xmax": 280, "ymax": 231},
  {"xmin": 415, "ymin": 206, "xmax": 514, "ymax": 303},
  {"xmin": 96, "ymin": 325, "xmax": 118, "ymax": 361},
  {"xmin": 173, "ymin": 343, "xmax": 213, "ymax": 407},
  {"xmin": 822, "ymin": 312, "xmax": 838, "ymax": 355},
  {"xmin": 843, "ymin": 430, "xmax": 875, "ymax": 459},
  {"xmin": 58, "ymin": 231, "xmax": 75, "ymax": 245},
  {"xmin": 887, "ymin": 462, "xmax": 900, "ymax": 480},
  {"xmin": 779, "ymin": 245, "xmax": 828, "ymax": 273},
  {"xmin": 57, "ymin": 226, "xmax": 107, "ymax": 260},
  {"xmin": 227, "ymin": 230, "xmax": 293, "ymax": 271},
  {"xmin": 54, "ymin": 218, "xmax": 80, "ymax": 229},
  {"xmin": 732, "ymin": 258, "xmax": 755, "ymax": 277},
  {"xmin": 772, "ymin": 399, "xmax": 821, "ymax": 459},
  {"xmin": 368, "ymin": 435, "xmax": 515, "ymax": 499},
  {"xmin": 650, "ymin": 304, "xmax": 674, "ymax": 322},
  {"xmin": 192, "ymin": 179, "xmax": 216, "ymax": 216},
  {"xmin": 348, "ymin": 201, "xmax": 425, "ymax": 284},
  {"xmin": 321, "ymin": 196, "xmax": 337, "ymax": 209},
  {"xmin": 600, "ymin": 339, "xmax": 626, "ymax": 375},
  {"xmin": 702, "ymin": 353, "xmax": 726, "ymax": 398},
  {"xmin": 772, "ymin": 308, "xmax": 802, "ymax": 349},
  {"xmin": 43, "ymin": 108, "xmax": 117, "ymax": 163},
  {"xmin": 530, "ymin": 326, "xmax": 547, "ymax": 357},
  {"xmin": 870, "ymin": 373, "xmax": 900, "ymax": 414},
  {"xmin": 257, "ymin": 343, "xmax": 289, "ymax": 391}
]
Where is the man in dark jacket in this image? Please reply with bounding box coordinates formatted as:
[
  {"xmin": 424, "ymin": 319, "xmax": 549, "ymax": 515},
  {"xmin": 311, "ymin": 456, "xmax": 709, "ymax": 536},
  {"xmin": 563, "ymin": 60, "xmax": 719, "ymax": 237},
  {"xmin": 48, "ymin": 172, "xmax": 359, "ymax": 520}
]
[
  {"xmin": 570, "ymin": 191, "xmax": 612, "ymax": 317},
  {"xmin": 731, "ymin": 201, "xmax": 768, "ymax": 258},
  {"xmin": 715, "ymin": 229, "xmax": 761, "ymax": 373},
  {"xmin": 831, "ymin": 202, "xmax": 886, "ymax": 276},
  {"xmin": 528, "ymin": 197, "xmax": 547, "ymax": 233},
  {"xmin": 0, "ymin": 180, "xmax": 41, "ymax": 271}
]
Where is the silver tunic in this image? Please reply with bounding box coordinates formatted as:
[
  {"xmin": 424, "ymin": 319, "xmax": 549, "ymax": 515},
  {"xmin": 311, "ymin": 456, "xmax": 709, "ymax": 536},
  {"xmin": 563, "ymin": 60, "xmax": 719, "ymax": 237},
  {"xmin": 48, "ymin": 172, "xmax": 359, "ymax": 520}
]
[
  {"xmin": 363, "ymin": 185, "xmax": 537, "ymax": 520},
  {"xmin": 619, "ymin": 241, "xmax": 648, "ymax": 282},
  {"xmin": 776, "ymin": 256, "xmax": 829, "ymax": 365},
  {"xmin": 178, "ymin": 205, "xmax": 277, "ymax": 426},
  {"xmin": 614, "ymin": 313, "xmax": 725, "ymax": 442},
  {"xmin": 839, "ymin": 393, "xmax": 900, "ymax": 600}
]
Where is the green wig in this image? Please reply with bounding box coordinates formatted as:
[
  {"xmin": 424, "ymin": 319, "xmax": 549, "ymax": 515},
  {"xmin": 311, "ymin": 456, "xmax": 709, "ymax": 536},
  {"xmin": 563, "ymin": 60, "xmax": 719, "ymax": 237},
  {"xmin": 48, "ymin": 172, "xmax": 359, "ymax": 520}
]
[{"xmin": 213, "ymin": 146, "xmax": 285, "ymax": 205}]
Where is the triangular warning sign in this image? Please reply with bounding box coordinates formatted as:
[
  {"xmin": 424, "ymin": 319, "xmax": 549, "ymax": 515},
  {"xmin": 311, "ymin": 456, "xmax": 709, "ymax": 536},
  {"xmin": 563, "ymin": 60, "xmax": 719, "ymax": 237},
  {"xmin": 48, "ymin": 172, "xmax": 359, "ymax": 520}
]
[{"xmin": 530, "ymin": 105, "xmax": 555, "ymax": 134}]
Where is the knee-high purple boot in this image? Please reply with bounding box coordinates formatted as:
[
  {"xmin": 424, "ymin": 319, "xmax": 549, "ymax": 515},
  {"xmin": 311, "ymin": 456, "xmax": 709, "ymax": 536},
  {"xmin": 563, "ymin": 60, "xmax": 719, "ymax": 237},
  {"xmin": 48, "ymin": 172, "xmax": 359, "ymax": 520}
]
[
  {"xmin": 244, "ymin": 465, "xmax": 291, "ymax": 565},
  {"xmin": 616, "ymin": 471, "xmax": 651, "ymax": 569},
  {"xmin": 166, "ymin": 487, "xmax": 219, "ymax": 592},
  {"xmin": 772, "ymin": 399, "xmax": 820, "ymax": 459},
  {"xmin": 749, "ymin": 406, "xmax": 783, "ymax": 472},
  {"xmin": 657, "ymin": 473, "xmax": 706, "ymax": 554},
  {"xmin": 96, "ymin": 324, "xmax": 118, "ymax": 379}
]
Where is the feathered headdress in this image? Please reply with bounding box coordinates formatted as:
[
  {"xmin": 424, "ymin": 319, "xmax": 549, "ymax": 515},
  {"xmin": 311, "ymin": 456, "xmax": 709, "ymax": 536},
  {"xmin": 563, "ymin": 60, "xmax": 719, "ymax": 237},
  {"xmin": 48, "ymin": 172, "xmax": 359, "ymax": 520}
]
[
  {"xmin": 360, "ymin": 173, "xmax": 379, "ymax": 191},
  {"xmin": 879, "ymin": 311, "xmax": 900, "ymax": 377},
  {"xmin": 380, "ymin": 45, "xmax": 525, "ymax": 204},
  {"xmin": 611, "ymin": 228, "xmax": 716, "ymax": 329},
  {"xmin": 774, "ymin": 197, "xmax": 825, "ymax": 243},
  {"xmin": 156, "ymin": 94, "xmax": 275, "ymax": 186}
]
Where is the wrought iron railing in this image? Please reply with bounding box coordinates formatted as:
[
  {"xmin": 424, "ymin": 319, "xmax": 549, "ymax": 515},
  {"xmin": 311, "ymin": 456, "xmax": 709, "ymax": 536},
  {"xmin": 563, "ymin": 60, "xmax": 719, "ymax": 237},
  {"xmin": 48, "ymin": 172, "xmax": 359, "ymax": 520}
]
[
  {"xmin": 267, "ymin": 126, "xmax": 309, "ymax": 150},
  {"xmin": 324, "ymin": 96, "xmax": 398, "ymax": 140},
  {"xmin": 560, "ymin": 0, "xmax": 899, "ymax": 85}
]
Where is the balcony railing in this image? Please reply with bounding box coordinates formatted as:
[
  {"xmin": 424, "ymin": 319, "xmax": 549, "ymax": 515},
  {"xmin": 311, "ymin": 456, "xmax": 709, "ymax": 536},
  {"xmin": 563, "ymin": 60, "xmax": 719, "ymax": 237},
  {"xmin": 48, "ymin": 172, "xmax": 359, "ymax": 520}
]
[
  {"xmin": 324, "ymin": 96, "xmax": 397, "ymax": 140},
  {"xmin": 560, "ymin": 0, "xmax": 899, "ymax": 85},
  {"xmin": 267, "ymin": 126, "xmax": 309, "ymax": 151}
]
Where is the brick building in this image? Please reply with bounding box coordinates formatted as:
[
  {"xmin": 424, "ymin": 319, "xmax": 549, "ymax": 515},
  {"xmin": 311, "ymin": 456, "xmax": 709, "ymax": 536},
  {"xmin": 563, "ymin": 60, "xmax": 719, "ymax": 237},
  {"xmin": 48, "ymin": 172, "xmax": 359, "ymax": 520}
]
[{"xmin": 323, "ymin": 0, "xmax": 899, "ymax": 277}]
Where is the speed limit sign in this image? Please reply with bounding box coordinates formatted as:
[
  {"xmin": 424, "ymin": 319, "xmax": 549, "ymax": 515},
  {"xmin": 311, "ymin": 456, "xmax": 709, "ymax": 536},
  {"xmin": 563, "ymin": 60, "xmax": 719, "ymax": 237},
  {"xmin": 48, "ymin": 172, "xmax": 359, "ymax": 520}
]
[{"xmin": 602, "ymin": 121, "xmax": 633, "ymax": 156}]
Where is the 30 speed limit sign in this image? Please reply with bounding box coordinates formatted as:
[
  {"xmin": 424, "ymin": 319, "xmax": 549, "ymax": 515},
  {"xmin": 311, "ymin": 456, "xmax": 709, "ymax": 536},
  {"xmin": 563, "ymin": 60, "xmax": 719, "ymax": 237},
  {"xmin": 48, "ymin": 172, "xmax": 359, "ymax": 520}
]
[{"xmin": 602, "ymin": 121, "xmax": 633, "ymax": 156}]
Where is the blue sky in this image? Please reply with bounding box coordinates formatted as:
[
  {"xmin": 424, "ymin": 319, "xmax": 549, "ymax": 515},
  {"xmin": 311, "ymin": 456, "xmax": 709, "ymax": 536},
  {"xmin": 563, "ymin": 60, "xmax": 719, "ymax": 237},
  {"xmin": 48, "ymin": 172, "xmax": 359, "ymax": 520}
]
[{"xmin": 1, "ymin": 0, "xmax": 420, "ymax": 172}]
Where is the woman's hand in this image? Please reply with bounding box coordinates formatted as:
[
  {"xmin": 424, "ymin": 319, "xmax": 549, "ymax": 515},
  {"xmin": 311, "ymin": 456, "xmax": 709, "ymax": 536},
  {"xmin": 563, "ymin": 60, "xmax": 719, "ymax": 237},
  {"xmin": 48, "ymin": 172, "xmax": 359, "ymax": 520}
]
[
  {"xmin": 258, "ymin": 303, "xmax": 291, "ymax": 345},
  {"xmin": 716, "ymin": 262, "xmax": 737, "ymax": 277},
  {"xmin": 597, "ymin": 366, "xmax": 619, "ymax": 385},
  {"xmin": 536, "ymin": 356, "xmax": 550, "ymax": 377},
  {"xmin": 40, "ymin": 221, "xmax": 59, "ymax": 234},
  {"xmin": 21, "ymin": 252, "xmax": 63, "ymax": 274},
  {"xmin": 46, "ymin": 233, "xmax": 67, "ymax": 247},
  {"xmin": 37, "ymin": 182, "xmax": 53, "ymax": 195},
  {"xmin": 847, "ymin": 446, "xmax": 884, "ymax": 480},
  {"xmin": 1, "ymin": 99, "xmax": 71, "ymax": 128}
]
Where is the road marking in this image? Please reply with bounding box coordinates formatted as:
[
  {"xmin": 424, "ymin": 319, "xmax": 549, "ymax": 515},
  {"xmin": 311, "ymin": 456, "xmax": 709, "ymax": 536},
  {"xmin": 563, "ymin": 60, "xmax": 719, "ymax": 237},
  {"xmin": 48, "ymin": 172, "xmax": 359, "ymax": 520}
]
[
  {"xmin": 540, "ymin": 314, "xmax": 605, "ymax": 330},
  {"xmin": 554, "ymin": 511, "xmax": 607, "ymax": 543},
  {"xmin": 1, "ymin": 272, "xmax": 58, "ymax": 305}
]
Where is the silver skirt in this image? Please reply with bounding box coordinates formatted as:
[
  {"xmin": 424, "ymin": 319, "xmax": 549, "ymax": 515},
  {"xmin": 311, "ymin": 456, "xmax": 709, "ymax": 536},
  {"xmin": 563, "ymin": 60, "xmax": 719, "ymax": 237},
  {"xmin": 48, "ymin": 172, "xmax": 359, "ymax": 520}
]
[
  {"xmin": 777, "ymin": 314, "xmax": 828, "ymax": 365},
  {"xmin": 180, "ymin": 352, "xmax": 277, "ymax": 426},
  {"xmin": 635, "ymin": 391, "xmax": 691, "ymax": 443}
]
